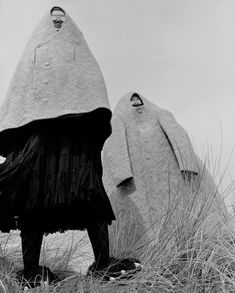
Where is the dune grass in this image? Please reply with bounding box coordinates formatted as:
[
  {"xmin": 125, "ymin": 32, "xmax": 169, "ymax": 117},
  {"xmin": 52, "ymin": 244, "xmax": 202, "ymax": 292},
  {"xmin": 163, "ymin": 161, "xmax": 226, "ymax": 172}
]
[{"xmin": 0, "ymin": 157, "xmax": 234, "ymax": 292}]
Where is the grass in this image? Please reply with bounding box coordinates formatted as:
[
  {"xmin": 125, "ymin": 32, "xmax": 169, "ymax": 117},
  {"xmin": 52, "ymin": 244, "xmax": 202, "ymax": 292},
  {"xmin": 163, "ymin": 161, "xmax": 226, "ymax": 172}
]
[{"xmin": 0, "ymin": 157, "xmax": 235, "ymax": 292}]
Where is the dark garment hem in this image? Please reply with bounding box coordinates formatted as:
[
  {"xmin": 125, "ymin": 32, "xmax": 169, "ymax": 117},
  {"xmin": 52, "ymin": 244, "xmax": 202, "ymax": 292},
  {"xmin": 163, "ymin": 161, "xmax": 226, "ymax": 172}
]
[{"xmin": 0, "ymin": 115, "xmax": 115, "ymax": 233}]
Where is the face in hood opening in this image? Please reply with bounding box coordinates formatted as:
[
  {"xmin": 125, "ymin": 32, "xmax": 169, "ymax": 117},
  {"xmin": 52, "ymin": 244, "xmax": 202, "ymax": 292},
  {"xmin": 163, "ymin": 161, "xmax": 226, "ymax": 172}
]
[
  {"xmin": 51, "ymin": 6, "xmax": 65, "ymax": 31},
  {"xmin": 130, "ymin": 93, "xmax": 144, "ymax": 107}
]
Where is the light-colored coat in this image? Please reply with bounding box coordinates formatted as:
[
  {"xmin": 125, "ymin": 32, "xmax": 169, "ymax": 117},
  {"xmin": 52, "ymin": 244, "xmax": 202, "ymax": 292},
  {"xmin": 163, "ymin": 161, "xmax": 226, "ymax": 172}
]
[
  {"xmin": 0, "ymin": 10, "xmax": 110, "ymax": 154},
  {"xmin": 102, "ymin": 92, "xmax": 227, "ymax": 259}
]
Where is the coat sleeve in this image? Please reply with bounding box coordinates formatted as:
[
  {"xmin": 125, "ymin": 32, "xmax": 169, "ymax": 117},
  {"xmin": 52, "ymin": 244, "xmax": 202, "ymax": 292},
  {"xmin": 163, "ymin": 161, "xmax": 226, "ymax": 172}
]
[
  {"xmin": 159, "ymin": 110, "xmax": 199, "ymax": 173},
  {"xmin": 102, "ymin": 115, "xmax": 133, "ymax": 187}
]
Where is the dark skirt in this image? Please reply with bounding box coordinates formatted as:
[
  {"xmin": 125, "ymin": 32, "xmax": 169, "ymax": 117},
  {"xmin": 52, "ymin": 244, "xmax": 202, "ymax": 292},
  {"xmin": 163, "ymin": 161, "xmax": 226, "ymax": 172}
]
[{"xmin": 0, "ymin": 113, "xmax": 115, "ymax": 233}]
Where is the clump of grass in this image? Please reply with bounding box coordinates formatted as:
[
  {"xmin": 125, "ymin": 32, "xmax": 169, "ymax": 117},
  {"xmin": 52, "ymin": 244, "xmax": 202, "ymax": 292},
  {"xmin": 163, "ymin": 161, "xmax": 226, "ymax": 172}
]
[
  {"xmin": 0, "ymin": 231, "xmax": 93, "ymax": 292},
  {"xmin": 0, "ymin": 256, "xmax": 20, "ymax": 293},
  {"xmin": 102, "ymin": 149, "xmax": 235, "ymax": 292}
]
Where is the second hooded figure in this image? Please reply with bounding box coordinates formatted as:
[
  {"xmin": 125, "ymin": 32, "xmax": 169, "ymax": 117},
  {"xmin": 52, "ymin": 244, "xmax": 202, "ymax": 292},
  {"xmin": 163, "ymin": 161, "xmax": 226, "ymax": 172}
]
[{"xmin": 103, "ymin": 92, "xmax": 227, "ymax": 260}]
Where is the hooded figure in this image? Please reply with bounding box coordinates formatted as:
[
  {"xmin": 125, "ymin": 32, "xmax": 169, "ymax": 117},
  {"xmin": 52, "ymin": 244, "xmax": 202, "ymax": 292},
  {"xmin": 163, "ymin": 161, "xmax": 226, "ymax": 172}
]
[
  {"xmin": 0, "ymin": 7, "xmax": 140, "ymax": 286},
  {"xmin": 0, "ymin": 7, "xmax": 111, "ymax": 154},
  {"xmin": 103, "ymin": 92, "xmax": 228, "ymax": 260}
]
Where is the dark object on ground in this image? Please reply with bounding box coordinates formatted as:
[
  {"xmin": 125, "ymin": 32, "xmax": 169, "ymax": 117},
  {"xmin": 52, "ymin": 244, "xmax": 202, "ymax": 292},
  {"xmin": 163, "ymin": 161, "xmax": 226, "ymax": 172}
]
[
  {"xmin": 87, "ymin": 257, "xmax": 143, "ymax": 282},
  {"xmin": 16, "ymin": 266, "xmax": 55, "ymax": 288}
]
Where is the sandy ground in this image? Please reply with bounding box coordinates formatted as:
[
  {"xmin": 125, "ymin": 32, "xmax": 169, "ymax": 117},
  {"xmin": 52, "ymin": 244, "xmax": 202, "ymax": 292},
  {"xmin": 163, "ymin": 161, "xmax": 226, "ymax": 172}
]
[{"xmin": 0, "ymin": 230, "xmax": 94, "ymax": 274}]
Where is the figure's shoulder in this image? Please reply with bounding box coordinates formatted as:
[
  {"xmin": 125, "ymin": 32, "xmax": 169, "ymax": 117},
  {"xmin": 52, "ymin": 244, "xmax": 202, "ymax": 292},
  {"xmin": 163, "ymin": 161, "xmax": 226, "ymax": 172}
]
[
  {"xmin": 156, "ymin": 107, "xmax": 175, "ymax": 118},
  {"xmin": 147, "ymin": 102, "xmax": 167, "ymax": 117}
]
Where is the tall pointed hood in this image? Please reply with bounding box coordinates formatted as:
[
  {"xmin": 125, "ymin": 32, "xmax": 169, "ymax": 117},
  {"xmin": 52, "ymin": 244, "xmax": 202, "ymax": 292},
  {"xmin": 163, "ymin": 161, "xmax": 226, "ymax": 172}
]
[{"xmin": 0, "ymin": 9, "xmax": 111, "ymax": 155}]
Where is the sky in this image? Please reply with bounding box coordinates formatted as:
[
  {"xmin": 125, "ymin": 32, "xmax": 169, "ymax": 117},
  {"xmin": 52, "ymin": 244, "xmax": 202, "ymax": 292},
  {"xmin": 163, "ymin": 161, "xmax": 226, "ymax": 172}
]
[{"xmin": 0, "ymin": 0, "xmax": 235, "ymax": 208}]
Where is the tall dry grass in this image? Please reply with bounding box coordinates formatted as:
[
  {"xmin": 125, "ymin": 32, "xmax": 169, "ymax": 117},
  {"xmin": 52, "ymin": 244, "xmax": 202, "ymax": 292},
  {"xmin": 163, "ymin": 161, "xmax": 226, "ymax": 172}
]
[{"xmin": 0, "ymin": 153, "xmax": 234, "ymax": 292}]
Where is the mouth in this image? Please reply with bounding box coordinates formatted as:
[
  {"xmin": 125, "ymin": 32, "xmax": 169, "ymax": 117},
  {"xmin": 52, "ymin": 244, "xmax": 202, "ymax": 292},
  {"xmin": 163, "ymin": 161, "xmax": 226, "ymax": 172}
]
[{"xmin": 53, "ymin": 19, "xmax": 63, "ymax": 27}]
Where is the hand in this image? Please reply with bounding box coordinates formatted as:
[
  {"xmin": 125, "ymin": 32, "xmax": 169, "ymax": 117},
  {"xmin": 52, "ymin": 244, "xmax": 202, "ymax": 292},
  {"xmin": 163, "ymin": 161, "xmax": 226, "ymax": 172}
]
[
  {"xmin": 117, "ymin": 177, "xmax": 136, "ymax": 194},
  {"xmin": 181, "ymin": 170, "xmax": 198, "ymax": 183}
]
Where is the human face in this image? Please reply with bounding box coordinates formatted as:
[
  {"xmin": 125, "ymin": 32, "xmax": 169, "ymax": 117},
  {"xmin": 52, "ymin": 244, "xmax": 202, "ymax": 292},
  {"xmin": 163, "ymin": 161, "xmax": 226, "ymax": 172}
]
[
  {"xmin": 130, "ymin": 95, "xmax": 144, "ymax": 107},
  {"xmin": 51, "ymin": 9, "xmax": 65, "ymax": 30}
]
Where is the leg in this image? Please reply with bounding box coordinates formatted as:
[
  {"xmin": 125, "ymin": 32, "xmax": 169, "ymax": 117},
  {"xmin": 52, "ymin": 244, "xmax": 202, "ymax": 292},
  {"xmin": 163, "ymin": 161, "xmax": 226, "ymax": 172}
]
[
  {"xmin": 87, "ymin": 221, "xmax": 109, "ymax": 269},
  {"xmin": 20, "ymin": 221, "xmax": 44, "ymax": 270},
  {"xmin": 19, "ymin": 219, "xmax": 55, "ymax": 287},
  {"xmin": 86, "ymin": 221, "xmax": 143, "ymax": 281}
]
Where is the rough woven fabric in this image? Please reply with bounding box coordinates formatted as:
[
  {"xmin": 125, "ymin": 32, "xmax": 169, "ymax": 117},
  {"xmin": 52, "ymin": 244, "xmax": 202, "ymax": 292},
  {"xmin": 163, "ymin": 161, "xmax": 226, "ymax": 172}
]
[
  {"xmin": 102, "ymin": 92, "xmax": 227, "ymax": 260},
  {"xmin": 0, "ymin": 9, "xmax": 110, "ymax": 152}
]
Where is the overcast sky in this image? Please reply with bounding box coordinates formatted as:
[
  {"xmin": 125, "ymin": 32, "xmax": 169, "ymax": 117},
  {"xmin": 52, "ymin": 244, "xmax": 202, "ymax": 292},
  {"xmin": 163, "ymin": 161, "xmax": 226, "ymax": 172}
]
[{"xmin": 0, "ymin": 0, "xmax": 235, "ymax": 208}]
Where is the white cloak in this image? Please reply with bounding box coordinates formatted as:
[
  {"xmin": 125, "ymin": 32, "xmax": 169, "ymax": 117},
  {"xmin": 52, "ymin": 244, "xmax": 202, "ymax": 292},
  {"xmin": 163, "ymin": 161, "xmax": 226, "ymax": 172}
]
[
  {"xmin": 0, "ymin": 9, "xmax": 110, "ymax": 154},
  {"xmin": 102, "ymin": 92, "xmax": 227, "ymax": 259}
]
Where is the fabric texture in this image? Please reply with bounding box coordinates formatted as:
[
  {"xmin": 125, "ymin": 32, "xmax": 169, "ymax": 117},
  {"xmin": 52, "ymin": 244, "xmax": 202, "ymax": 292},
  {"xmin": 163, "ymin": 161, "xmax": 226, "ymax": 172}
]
[
  {"xmin": 0, "ymin": 115, "xmax": 115, "ymax": 233},
  {"xmin": 102, "ymin": 92, "xmax": 228, "ymax": 260},
  {"xmin": 0, "ymin": 9, "xmax": 110, "ymax": 156}
]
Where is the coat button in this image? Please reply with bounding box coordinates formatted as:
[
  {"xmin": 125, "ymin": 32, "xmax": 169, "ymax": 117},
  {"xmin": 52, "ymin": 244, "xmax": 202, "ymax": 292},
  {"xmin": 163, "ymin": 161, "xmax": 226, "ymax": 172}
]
[
  {"xmin": 43, "ymin": 79, "xmax": 49, "ymax": 84},
  {"xmin": 45, "ymin": 62, "xmax": 50, "ymax": 66},
  {"xmin": 137, "ymin": 109, "xmax": 142, "ymax": 114}
]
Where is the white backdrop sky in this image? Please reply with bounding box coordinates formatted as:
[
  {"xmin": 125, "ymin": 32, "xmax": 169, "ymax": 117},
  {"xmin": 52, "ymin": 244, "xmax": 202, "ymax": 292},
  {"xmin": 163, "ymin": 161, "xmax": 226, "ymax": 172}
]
[{"xmin": 0, "ymin": 0, "xmax": 235, "ymax": 208}]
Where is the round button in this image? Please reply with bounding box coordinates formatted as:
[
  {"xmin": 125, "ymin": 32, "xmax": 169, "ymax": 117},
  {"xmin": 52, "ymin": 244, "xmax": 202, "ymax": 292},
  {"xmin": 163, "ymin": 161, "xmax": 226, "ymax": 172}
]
[
  {"xmin": 45, "ymin": 62, "xmax": 50, "ymax": 66},
  {"xmin": 137, "ymin": 109, "xmax": 142, "ymax": 114},
  {"xmin": 43, "ymin": 79, "xmax": 48, "ymax": 84}
]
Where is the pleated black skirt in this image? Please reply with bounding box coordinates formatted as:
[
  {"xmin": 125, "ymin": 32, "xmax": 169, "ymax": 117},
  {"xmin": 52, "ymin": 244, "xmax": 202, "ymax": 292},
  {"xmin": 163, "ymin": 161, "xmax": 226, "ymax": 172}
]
[{"xmin": 0, "ymin": 113, "xmax": 115, "ymax": 233}]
